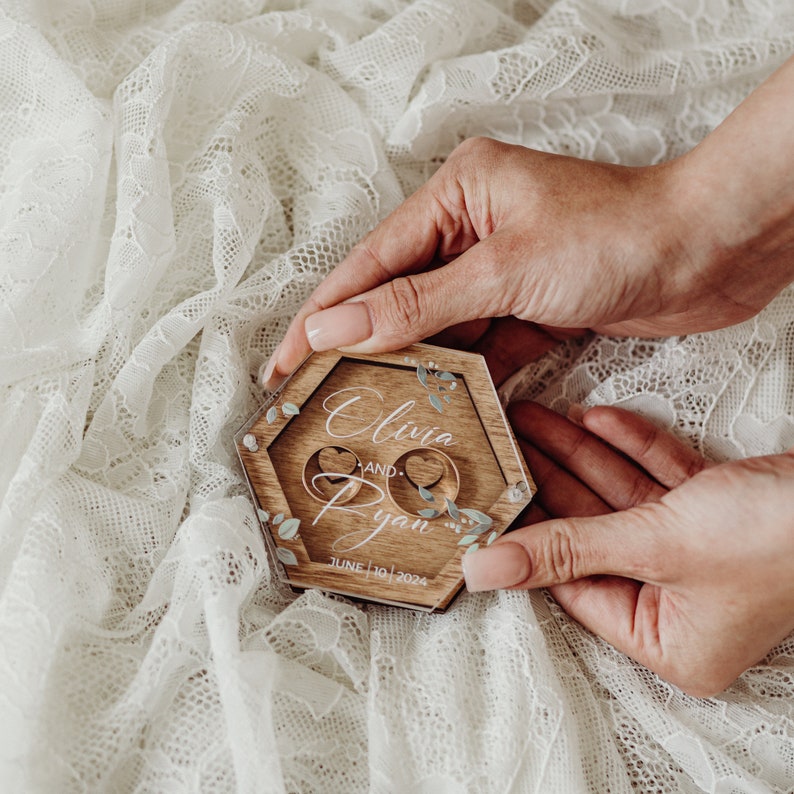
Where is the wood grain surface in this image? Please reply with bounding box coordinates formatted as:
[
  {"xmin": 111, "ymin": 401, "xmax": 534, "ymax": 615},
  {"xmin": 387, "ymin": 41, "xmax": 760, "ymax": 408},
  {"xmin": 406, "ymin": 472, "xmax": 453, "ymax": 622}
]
[{"xmin": 236, "ymin": 344, "xmax": 534, "ymax": 611}]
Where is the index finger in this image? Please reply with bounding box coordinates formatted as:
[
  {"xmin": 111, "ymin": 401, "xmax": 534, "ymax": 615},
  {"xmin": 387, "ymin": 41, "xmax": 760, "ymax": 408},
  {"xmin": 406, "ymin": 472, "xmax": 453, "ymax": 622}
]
[
  {"xmin": 508, "ymin": 402, "xmax": 668, "ymax": 511},
  {"xmin": 262, "ymin": 172, "xmax": 474, "ymax": 387}
]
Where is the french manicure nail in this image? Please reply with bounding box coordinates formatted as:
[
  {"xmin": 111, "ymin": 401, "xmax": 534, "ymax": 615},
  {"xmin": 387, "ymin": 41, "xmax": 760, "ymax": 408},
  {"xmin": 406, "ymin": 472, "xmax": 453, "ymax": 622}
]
[
  {"xmin": 461, "ymin": 542, "xmax": 531, "ymax": 592},
  {"xmin": 304, "ymin": 302, "xmax": 372, "ymax": 352}
]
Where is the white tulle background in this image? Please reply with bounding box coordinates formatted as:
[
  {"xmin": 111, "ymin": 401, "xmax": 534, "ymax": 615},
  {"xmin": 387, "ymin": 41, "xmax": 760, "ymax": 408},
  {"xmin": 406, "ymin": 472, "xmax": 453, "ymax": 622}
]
[{"xmin": 1, "ymin": 1, "xmax": 793, "ymax": 791}]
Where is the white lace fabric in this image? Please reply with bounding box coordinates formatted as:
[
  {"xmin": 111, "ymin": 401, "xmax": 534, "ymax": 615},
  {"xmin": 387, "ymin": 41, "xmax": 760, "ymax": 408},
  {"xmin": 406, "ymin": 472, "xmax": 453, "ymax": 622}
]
[{"xmin": 1, "ymin": 1, "xmax": 793, "ymax": 791}]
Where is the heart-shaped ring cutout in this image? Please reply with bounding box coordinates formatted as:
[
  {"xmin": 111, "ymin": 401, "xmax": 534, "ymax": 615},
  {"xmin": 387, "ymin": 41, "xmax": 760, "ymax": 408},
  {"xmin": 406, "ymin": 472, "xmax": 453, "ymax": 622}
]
[
  {"xmin": 318, "ymin": 447, "xmax": 358, "ymax": 483},
  {"xmin": 404, "ymin": 454, "xmax": 444, "ymax": 489}
]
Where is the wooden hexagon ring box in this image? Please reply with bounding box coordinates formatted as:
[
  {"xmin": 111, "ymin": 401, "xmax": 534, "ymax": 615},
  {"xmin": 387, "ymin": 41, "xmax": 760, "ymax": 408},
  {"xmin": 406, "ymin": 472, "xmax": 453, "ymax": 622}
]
[{"xmin": 235, "ymin": 343, "xmax": 535, "ymax": 612}]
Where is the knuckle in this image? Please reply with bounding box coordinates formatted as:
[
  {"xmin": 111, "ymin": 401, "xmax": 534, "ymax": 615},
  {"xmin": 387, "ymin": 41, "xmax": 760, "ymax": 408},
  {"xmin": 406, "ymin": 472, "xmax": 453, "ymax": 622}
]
[
  {"xmin": 684, "ymin": 455, "xmax": 708, "ymax": 480},
  {"xmin": 537, "ymin": 526, "xmax": 581, "ymax": 583},
  {"xmin": 622, "ymin": 471, "xmax": 658, "ymax": 507},
  {"xmin": 379, "ymin": 275, "xmax": 424, "ymax": 332},
  {"xmin": 351, "ymin": 239, "xmax": 391, "ymax": 284},
  {"xmin": 449, "ymin": 136, "xmax": 507, "ymax": 169},
  {"xmin": 453, "ymin": 135, "xmax": 492, "ymax": 157},
  {"xmin": 635, "ymin": 424, "xmax": 660, "ymax": 461},
  {"xmin": 559, "ymin": 426, "xmax": 589, "ymax": 466},
  {"xmin": 304, "ymin": 295, "xmax": 327, "ymax": 317}
]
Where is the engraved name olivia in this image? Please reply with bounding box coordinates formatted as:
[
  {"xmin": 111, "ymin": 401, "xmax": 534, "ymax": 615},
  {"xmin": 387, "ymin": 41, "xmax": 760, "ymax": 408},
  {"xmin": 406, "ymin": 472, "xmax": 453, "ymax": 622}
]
[
  {"xmin": 322, "ymin": 386, "xmax": 457, "ymax": 447},
  {"xmin": 314, "ymin": 386, "xmax": 457, "ymax": 552}
]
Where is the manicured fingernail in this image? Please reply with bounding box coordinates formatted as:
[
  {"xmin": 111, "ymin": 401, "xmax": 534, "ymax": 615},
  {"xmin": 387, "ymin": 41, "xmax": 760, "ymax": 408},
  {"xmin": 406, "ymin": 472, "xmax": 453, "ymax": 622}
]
[
  {"xmin": 305, "ymin": 302, "xmax": 372, "ymax": 351},
  {"xmin": 462, "ymin": 542, "xmax": 531, "ymax": 592},
  {"xmin": 567, "ymin": 403, "xmax": 586, "ymax": 425},
  {"xmin": 259, "ymin": 346, "xmax": 280, "ymax": 389}
]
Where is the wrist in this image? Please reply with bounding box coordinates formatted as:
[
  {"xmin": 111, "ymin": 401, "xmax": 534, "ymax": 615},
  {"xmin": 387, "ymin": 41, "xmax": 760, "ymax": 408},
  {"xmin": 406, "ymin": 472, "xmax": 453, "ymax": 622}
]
[{"xmin": 659, "ymin": 60, "xmax": 794, "ymax": 327}]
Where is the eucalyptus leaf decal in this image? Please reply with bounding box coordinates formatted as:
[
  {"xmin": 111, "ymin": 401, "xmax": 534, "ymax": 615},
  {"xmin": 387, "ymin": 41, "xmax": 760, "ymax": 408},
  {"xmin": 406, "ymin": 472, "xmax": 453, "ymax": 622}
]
[
  {"xmin": 256, "ymin": 508, "xmax": 269, "ymax": 523},
  {"xmin": 273, "ymin": 513, "xmax": 284, "ymax": 525},
  {"xmin": 278, "ymin": 517, "xmax": 300, "ymax": 540},
  {"xmin": 418, "ymin": 486, "xmax": 435, "ymax": 503},
  {"xmin": 465, "ymin": 543, "xmax": 480, "ymax": 554},
  {"xmin": 446, "ymin": 502, "xmax": 494, "ymax": 544},
  {"xmin": 461, "ymin": 508, "xmax": 492, "ymax": 526},
  {"xmin": 277, "ymin": 547, "xmax": 298, "ymax": 566},
  {"xmin": 266, "ymin": 406, "xmax": 278, "ymax": 424},
  {"xmin": 282, "ymin": 402, "xmax": 300, "ymax": 416},
  {"xmin": 415, "ymin": 359, "xmax": 458, "ymax": 410},
  {"xmin": 418, "ymin": 508, "xmax": 440, "ymax": 519}
]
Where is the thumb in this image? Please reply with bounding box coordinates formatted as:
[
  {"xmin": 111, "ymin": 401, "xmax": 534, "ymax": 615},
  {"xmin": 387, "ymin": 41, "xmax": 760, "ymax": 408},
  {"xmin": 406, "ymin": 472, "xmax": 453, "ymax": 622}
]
[
  {"xmin": 462, "ymin": 506, "xmax": 663, "ymax": 592},
  {"xmin": 302, "ymin": 237, "xmax": 513, "ymax": 354}
]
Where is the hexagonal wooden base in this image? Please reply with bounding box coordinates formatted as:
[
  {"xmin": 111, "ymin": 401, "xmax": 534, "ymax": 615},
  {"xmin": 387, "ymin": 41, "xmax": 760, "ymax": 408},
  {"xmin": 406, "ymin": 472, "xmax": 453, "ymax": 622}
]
[{"xmin": 236, "ymin": 344, "xmax": 534, "ymax": 611}]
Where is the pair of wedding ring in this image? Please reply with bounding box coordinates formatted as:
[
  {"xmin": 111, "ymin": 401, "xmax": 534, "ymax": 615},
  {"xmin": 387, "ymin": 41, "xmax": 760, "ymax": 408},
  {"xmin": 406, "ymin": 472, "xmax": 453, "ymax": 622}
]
[{"xmin": 302, "ymin": 445, "xmax": 460, "ymax": 517}]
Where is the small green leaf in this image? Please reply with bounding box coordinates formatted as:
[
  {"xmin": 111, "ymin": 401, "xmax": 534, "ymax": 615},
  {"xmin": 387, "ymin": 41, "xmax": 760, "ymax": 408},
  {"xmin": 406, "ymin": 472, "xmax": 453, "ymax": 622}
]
[
  {"xmin": 428, "ymin": 393, "xmax": 444, "ymax": 413},
  {"xmin": 416, "ymin": 364, "xmax": 428, "ymax": 388},
  {"xmin": 461, "ymin": 508, "xmax": 492, "ymax": 526},
  {"xmin": 256, "ymin": 508, "xmax": 270, "ymax": 523},
  {"xmin": 273, "ymin": 513, "xmax": 284, "ymax": 525},
  {"xmin": 277, "ymin": 547, "xmax": 298, "ymax": 566},
  {"xmin": 418, "ymin": 486, "xmax": 435, "ymax": 503},
  {"xmin": 435, "ymin": 371, "xmax": 456, "ymax": 381},
  {"xmin": 445, "ymin": 498, "xmax": 460, "ymax": 521},
  {"xmin": 282, "ymin": 402, "xmax": 300, "ymax": 416},
  {"xmin": 443, "ymin": 395, "xmax": 451, "ymax": 404},
  {"xmin": 418, "ymin": 508, "xmax": 440, "ymax": 519},
  {"xmin": 278, "ymin": 517, "xmax": 300, "ymax": 540},
  {"xmin": 465, "ymin": 543, "xmax": 480, "ymax": 554},
  {"xmin": 486, "ymin": 531, "xmax": 498, "ymax": 546},
  {"xmin": 266, "ymin": 406, "xmax": 278, "ymax": 424},
  {"xmin": 458, "ymin": 535, "xmax": 479, "ymax": 546},
  {"xmin": 468, "ymin": 523, "xmax": 491, "ymax": 535}
]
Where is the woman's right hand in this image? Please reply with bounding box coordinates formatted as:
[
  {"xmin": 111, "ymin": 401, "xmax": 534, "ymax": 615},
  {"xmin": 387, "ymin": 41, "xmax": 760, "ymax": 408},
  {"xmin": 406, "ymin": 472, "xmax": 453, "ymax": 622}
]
[{"xmin": 262, "ymin": 55, "xmax": 794, "ymax": 389}]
